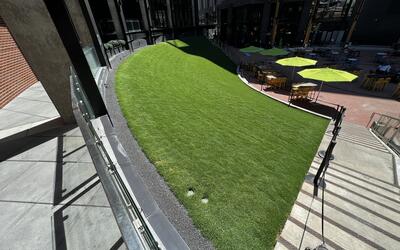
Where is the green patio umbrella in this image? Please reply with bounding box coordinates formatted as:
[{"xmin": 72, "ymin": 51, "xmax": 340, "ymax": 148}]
[
  {"xmin": 239, "ymin": 46, "xmax": 263, "ymax": 53},
  {"xmin": 276, "ymin": 56, "xmax": 317, "ymax": 67},
  {"xmin": 298, "ymin": 67, "xmax": 358, "ymax": 101},
  {"xmin": 276, "ymin": 56, "xmax": 317, "ymax": 82},
  {"xmin": 259, "ymin": 47, "xmax": 289, "ymax": 56}
]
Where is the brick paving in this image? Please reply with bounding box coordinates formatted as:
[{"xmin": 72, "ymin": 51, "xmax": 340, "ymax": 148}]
[{"xmin": 245, "ymin": 74, "xmax": 400, "ymax": 126}]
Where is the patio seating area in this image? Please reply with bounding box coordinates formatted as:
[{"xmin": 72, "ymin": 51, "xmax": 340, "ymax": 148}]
[{"xmin": 231, "ymin": 44, "xmax": 400, "ymax": 125}]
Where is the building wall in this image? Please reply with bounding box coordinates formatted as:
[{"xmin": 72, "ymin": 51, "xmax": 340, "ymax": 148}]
[
  {"xmin": 351, "ymin": 0, "xmax": 400, "ymax": 46},
  {"xmin": 0, "ymin": 16, "xmax": 38, "ymax": 108}
]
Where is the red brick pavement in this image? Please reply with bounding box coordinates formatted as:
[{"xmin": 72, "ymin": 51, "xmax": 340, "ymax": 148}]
[{"xmin": 243, "ymin": 72, "xmax": 400, "ymax": 126}]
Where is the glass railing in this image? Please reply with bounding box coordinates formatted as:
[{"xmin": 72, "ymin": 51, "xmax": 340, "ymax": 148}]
[
  {"xmin": 368, "ymin": 112, "xmax": 400, "ymax": 155},
  {"xmin": 83, "ymin": 46, "xmax": 102, "ymax": 78},
  {"xmin": 70, "ymin": 67, "xmax": 160, "ymax": 250}
]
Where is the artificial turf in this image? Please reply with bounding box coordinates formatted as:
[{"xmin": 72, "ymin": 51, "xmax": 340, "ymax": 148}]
[{"xmin": 115, "ymin": 37, "xmax": 329, "ymax": 249}]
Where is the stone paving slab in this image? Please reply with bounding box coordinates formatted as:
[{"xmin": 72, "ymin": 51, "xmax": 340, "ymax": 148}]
[
  {"xmin": 0, "ymin": 202, "xmax": 54, "ymax": 250},
  {"xmin": 4, "ymin": 97, "xmax": 59, "ymax": 118},
  {"xmin": 0, "ymin": 126, "xmax": 125, "ymax": 250},
  {"xmin": 0, "ymin": 82, "xmax": 59, "ymax": 131},
  {"xmin": 0, "ymin": 109, "xmax": 46, "ymax": 130}
]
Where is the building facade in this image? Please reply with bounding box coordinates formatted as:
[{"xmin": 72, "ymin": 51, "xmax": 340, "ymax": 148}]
[
  {"xmin": 0, "ymin": 0, "xmax": 217, "ymax": 122},
  {"xmin": 217, "ymin": 0, "xmax": 400, "ymax": 48}
]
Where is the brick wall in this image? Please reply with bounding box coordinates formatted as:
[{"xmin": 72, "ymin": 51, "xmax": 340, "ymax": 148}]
[{"xmin": 0, "ymin": 16, "xmax": 38, "ymax": 108}]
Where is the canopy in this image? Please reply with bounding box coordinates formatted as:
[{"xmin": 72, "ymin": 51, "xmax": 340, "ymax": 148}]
[
  {"xmin": 276, "ymin": 56, "xmax": 317, "ymax": 67},
  {"xmin": 298, "ymin": 67, "xmax": 358, "ymax": 102},
  {"xmin": 239, "ymin": 46, "xmax": 263, "ymax": 53},
  {"xmin": 298, "ymin": 67, "xmax": 358, "ymax": 82},
  {"xmin": 259, "ymin": 47, "xmax": 289, "ymax": 56}
]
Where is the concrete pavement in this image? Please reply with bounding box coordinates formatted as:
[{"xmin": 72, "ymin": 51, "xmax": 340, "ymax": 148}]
[
  {"xmin": 0, "ymin": 125, "xmax": 126, "ymax": 249},
  {"xmin": 0, "ymin": 81, "xmax": 60, "ymax": 136}
]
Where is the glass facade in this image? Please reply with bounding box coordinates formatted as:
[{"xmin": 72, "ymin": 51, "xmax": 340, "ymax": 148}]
[
  {"xmin": 122, "ymin": 0, "xmax": 144, "ymax": 32},
  {"xmin": 149, "ymin": 0, "xmax": 169, "ymax": 29},
  {"xmin": 171, "ymin": 0, "xmax": 193, "ymax": 28},
  {"xmin": 198, "ymin": 0, "xmax": 216, "ymax": 25}
]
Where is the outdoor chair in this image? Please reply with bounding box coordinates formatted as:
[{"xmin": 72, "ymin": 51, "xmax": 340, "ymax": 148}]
[
  {"xmin": 393, "ymin": 83, "xmax": 400, "ymax": 100},
  {"xmin": 347, "ymin": 68, "xmax": 362, "ymax": 76},
  {"xmin": 290, "ymin": 86, "xmax": 313, "ymax": 101},
  {"xmin": 372, "ymin": 77, "xmax": 391, "ymax": 91},
  {"xmin": 243, "ymin": 63, "xmax": 252, "ymax": 71},
  {"xmin": 257, "ymin": 71, "xmax": 265, "ymax": 82},
  {"xmin": 252, "ymin": 65, "xmax": 259, "ymax": 77},
  {"xmin": 268, "ymin": 77, "xmax": 287, "ymax": 89},
  {"xmin": 363, "ymin": 77, "xmax": 390, "ymax": 91},
  {"xmin": 361, "ymin": 76, "xmax": 377, "ymax": 90}
]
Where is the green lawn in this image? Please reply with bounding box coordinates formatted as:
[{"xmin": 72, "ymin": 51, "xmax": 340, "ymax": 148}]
[{"xmin": 115, "ymin": 37, "xmax": 328, "ymax": 249}]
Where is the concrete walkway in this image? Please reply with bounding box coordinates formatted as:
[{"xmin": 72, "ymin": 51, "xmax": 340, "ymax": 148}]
[
  {"xmin": 0, "ymin": 82, "xmax": 59, "ymax": 137},
  {"xmin": 275, "ymin": 122, "xmax": 400, "ymax": 250},
  {"xmin": 0, "ymin": 77, "xmax": 125, "ymax": 249},
  {"xmin": 0, "ymin": 125, "xmax": 125, "ymax": 249}
]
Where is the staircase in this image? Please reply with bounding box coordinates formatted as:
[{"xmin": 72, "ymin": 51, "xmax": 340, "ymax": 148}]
[
  {"xmin": 327, "ymin": 121, "xmax": 389, "ymax": 153},
  {"xmin": 276, "ymin": 119, "xmax": 400, "ymax": 250}
]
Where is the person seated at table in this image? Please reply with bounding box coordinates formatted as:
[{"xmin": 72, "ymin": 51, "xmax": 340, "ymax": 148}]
[{"xmin": 376, "ymin": 64, "xmax": 391, "ymax": 74}]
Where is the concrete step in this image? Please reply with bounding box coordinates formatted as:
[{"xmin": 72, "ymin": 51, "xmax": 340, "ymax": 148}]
[
  {"xmin": 337, "ymin": 133, "xmax": 386, "ymax": 148},
  {"xmin": 326, "ymin": 121, "xmax": 389, "ymax": 152}
]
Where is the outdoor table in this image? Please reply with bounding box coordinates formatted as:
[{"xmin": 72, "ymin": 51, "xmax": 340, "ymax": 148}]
[
  {"xmin": 375, "ymin": 52, "xmax": 388, "ymax": 63},
  {"xmin": 292, "ymin": 82, "xmax": 318, "ymax": 88},
  {"xmin": 257, "ymin": 65, "xmax": 273, "ymax": 70},
  {"xmin": 345, "ymin": 57, "xmax": 359, "ymax": 67},
  {"xmin": 308, "ymin": 53, "xmax": 317, "ymax": 59},
  {"xmin": 331, "ymin": 51, "xmax": 340, "ymax": 61},
  {"xmin": 290, "ymin": 82, "xmax": 317, "ymax": 101}
]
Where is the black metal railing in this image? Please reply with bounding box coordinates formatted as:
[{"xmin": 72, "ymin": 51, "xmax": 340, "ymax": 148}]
[
  {"xmin": 70, "ymin": 67, "xmax": 160, "ymax": 250},
  {"xmin": 313, "ymin": 106, "xmax": 346, "ymax": 196}
]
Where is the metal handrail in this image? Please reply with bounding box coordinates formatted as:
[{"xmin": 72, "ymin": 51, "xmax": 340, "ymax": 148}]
[
  {"xmin": 367, "ymin": 112, "xmax": 400, "ymax": 155},
  {"xmin": 367, "ymin": 112, "xmax": 400, "ymax": 128},
  {"xmin": 313, "ymin": 106, "xmax": 345, "ymax": 196}
]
